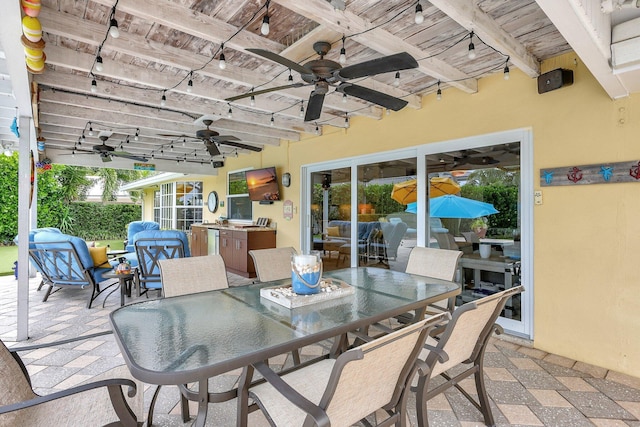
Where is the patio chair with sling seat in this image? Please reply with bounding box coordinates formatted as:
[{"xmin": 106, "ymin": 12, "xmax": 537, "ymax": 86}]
[
  {"xmin": 246, "ymin": 312, "xmax": 450, "ymax": 427},
  {"xmin": 415, "ymin": 285, "xmax": 525, "ymax": 427},
  {"xmin": 0, "ymin": 332, "xmax": 142, "ymax": 426},
  {"xmin": 152, "ymin": 254, "xmax": 230, "ymax": 424},
  {"xmin": 249, "ymin": 247, "xmax": 297, "ymax": 282},
  {"xmin": 29, "ymin": 231, "xmax": 116, "ymax": 309},
  {"xmin": 406, "ymin": 246, "xmax": 463, "ymax": 314}
]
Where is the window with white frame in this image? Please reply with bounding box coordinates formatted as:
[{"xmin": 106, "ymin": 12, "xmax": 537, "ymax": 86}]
[
  {"xmin": 157, "ymin": 181, "xmax": 203, "ymax": 231},
  {"xmin": 153, "ymin": 190, "xmax": 160, "ymax": 224},
  {"xmin": 227, "ymin": 169, "xmax": 252, "ymax": 222}
]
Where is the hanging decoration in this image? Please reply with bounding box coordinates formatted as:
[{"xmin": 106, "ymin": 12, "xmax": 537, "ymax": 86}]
[
  {"xmin": 540, "ymin": 160, "xmax": 640, "ymax": 186},
  {"xmin": 35, "ymin": 158, "xmax": 52, "ymax": 173},
  {"xmin": 20, "ymin": 0, "xmax": 46, "ymax": 74},
  {"xmin": 10, "ymin": 115, "xmax": 20, "ymax": 138}
]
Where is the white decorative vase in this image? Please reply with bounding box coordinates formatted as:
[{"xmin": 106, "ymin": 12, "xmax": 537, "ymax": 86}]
[{"xmin": 479, "ymin": 243, "xmax": 491, "ymax": 259}]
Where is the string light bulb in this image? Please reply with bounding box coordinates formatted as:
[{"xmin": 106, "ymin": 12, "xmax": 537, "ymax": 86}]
[
  {"xmin": 342, "ymin": 93, "xmax": 347, "ymax": 103},
  {"xmin": 393, "ymin": 71, "xmax": 400, "ymax": 87},
  {"xmin": 170, "ymin": 144, "xmax": 174, "ymax": 152},
  {"xmin": 468, "ymin": 31, "xmax": 476, "ymax": 60},
  {"xmin": 339, "ymin": 35, "xmax": 347, "ymax": 65},
  {"xmin": 227, "ymin": 107, "xmax": 233, "ymax": 118},
  {"xmin": 288, "ymin": 69, "xmax": 293, "ymax": 82},
  {"xmin": 261, "ymin": 1, "xmax": 270, "ymax": 36},
  {"xmin": 182, "ymin": 138, "xmax": 186, "ymax": 147},
  {"xmin": 344, "ymin": 113, "xmax": 349, "ymax": 128},
  {"xmin": 80, "ymin": 132, "xmax": 85, "ymax": 143},
  {"xmin": 95, "ymin": 55, "xmax": 104, "ymax": 72},
  {"xmin": 109, "ymin": 17, "xmax": 119, "ymax": 38},
  {"xmin": 161, "ymin": 91, "xmax": 167, "ymax": 107},
  {"xmin": 250, "ymin": 93, "xmax": 256, "ymax": 107},
  {"xmin": 299, "ymin": 101, "xmax": 304, "ymax": 118},
  {"xmin": 219, "ymin": 44, "xmax": 226, "ymax": 70},
  {"xmin": 503, "ymin": 58, "xmax": 510, "ymax": 80},
  {"xmin": 134, "ymin": 129, "xmax": 139, "ymax": 141},
  {"xmin": 415, "ymin": 3, "xmax": 424, "ymax": 25},
  {"xmin": 315, "ymin": 124, "xmax": 320, "ymax": 135},
  {"xmin": 436, "ymin": 81, "xmax": 442, "ymax": 101},
  {"xmin": 187, "ymin": 72, "xmax": 193, "ymax": 93},
  {"xmin": 270, "ymin": 113, "xmax": 275, "ymax": 126},
  {"xmin": 90, "ymin": 78, "xmax": 97, "ymax": 93},
  {"xmin": 88, "ymin": 123, "xmax": 94, "ymax": 136}
]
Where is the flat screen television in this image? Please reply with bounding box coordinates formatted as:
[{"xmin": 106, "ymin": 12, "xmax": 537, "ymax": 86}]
[{"xmin": 246, "ymin": 167, "xmax": 280, "ymax": 202}]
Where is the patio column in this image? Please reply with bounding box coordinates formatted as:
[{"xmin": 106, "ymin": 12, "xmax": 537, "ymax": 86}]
[{"xmin": 17, "ymin": 116, "xmax": 32, "ymax": 341}]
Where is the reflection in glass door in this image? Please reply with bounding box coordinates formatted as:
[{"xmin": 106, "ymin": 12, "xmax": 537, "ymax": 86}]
[
  {"xmin": 309, "ymin": 167, "xmax": 351, "ymax": 272},
  {"xmin": 426, "ymin": 142, "xmax": 523, "ymax": 327},
  {"xmin": 356, "ymin": 158, "xmax": 417, "ymax": 271}
]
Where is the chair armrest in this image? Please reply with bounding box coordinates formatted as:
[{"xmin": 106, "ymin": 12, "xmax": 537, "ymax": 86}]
[
  {"xmin": 251, "ymin": 361, "xmax": 331, "ymax": 427},
  {"xmin": 423, "ymin": 344, "xmax": 449, "ymax": 363},
  {"xmin": 0, "ymin": 378, "xmax": 138, "ymax": 416}
]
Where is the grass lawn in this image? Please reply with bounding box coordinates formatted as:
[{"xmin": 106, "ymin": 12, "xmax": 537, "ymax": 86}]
[{"xmin": 0, "ymin": 239, "xmax": 124, "ymax": 276}]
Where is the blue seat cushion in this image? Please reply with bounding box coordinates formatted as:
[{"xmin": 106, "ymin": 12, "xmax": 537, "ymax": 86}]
[{"xmin": 125, "ymin": 221, "xmax": 160, "ymax": 252}]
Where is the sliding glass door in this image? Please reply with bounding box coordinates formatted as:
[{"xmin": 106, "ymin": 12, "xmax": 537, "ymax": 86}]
[{"xmin": 301, "ymin": 129, "xmax": 532, "ymax": 337}]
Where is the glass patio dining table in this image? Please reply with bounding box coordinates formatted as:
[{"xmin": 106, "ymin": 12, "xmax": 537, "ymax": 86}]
[{"xmin": 109, "ymin": 266, "xmax": 460, "ymax": 427}]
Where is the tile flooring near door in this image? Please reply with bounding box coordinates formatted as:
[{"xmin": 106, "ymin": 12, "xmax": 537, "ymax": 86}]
[{"xmin": 1, "ymin": 273, "xmax": 639, "ymax": 426}]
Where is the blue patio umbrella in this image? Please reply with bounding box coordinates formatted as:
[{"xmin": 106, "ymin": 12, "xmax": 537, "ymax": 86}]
[{"xmin": 405, "ymin": 196, "xmax": 499, "ymax": 218}]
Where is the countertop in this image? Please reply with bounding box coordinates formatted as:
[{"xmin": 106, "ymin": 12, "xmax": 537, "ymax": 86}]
[{"xmin": 192, "ymin": 223, "xmax": 275, "ymax": 232}]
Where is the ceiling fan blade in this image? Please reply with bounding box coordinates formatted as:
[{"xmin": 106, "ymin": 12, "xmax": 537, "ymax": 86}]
[
  {"xmin": 304, "ymin": 92, "xmax": 325, "ymax": 122},
  {"xmin": 205, "ymin": 142, "xmax": 221, "ymax": 157},
  {"xmin": 211, "ymin": 135, "xmax": 241, "ymax": 142},
  {"xmin": 218, "ymin": 140, "xmax": 263, "ymax": 152},
  {"xmin": 337, "ymin": 83, "xmax": 408, "ymax": 111},
  {"xmin": 112, "ymin": 153, "xmax": 149, "ymax": 162},
  {"xmin": 336, "ymin": 52, "xmax": 418, "ymax": 80},
  {"xmin": 156, "ymin": 133, "xmax": 192, "ymax": 138},
  {"xmin": 225, "ymin": 83, "xmax": 305, "ymax": 102},
  {"xmin": 246, "ymin": 48, "xmax": 310, "ymax": 75}
]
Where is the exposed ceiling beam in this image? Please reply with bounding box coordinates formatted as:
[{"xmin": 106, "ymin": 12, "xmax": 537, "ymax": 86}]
[
  {"xmin": 272, "ymin": 0, "xmax": 478, "ymax": 93},
  {"xmin": 90, "ymin": 0, "xmax": 285, "ymax": 54},
  {"xmin": 35, "ymin": 70, "xmax": 303, "ymax": 140},
  {"xmin": 38, "ymin": 90, "xmax": 286, "ymax": 145},
  {"xmin": 38, "ymin": 104, "xmax": 270, "ymax": 150},
  {"xmin": 428, "ymin": 0, "xmax": 540, "ymax": 77},
  {"xmin": 38, "ymin": 10, "xmax": 380, "ymax": 120},
  {"xmin": 43, "ymin": 44, "xmax": 333, "ymax": 128},
  {"xmin": 534, "ymin": 0, "xmax": 628, "ymax": 99}
]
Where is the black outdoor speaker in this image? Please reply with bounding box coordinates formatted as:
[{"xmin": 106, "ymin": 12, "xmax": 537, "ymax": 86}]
[{"xmin": 537, "ymin": 69, "xmax": 574, "ymax": 94}]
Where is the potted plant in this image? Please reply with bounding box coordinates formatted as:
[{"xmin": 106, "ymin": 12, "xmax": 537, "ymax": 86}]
[{"xmin": 470, "ymin": 217, "xmax": 488, "ymax": 238}]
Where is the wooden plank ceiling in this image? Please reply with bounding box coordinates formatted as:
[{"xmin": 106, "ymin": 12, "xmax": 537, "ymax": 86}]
[{"xmin": 35, "ymin": 0, "xmax": 571, "ymax": 172}]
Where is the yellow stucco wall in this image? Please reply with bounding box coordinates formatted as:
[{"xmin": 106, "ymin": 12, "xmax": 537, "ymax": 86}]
[{"xmin": 143, "ymin": 52, "xmax": 640, "ymax": 378}]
